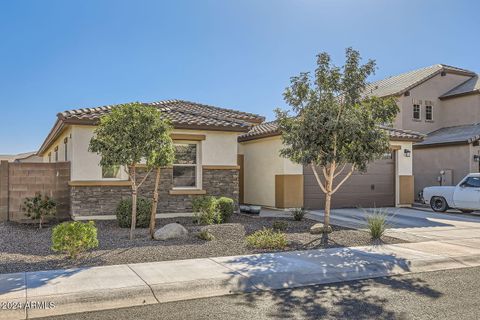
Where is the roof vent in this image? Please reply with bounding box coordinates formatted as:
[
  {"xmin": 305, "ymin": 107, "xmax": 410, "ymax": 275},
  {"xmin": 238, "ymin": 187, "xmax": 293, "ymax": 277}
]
[
  {"xmin": 404, "ymin": 91, "xmax": 410, "ymax": 97},
  {"xmin": 441, "ymin": 71, "xmax": 447, "ymax": 76}
]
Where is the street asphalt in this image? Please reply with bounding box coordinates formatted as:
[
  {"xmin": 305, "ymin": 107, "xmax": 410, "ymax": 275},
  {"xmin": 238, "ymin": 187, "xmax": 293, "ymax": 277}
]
[{"xmin": 46, "ymin": 266, "xmax": 480, "ymax": 320}]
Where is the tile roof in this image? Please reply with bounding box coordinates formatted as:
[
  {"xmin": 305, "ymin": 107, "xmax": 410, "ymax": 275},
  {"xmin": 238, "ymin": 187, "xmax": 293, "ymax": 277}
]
[
  {"xmin": 238, "ymin": 121, "xmax": 424, "ymax": 142},
  {"xmin": 440, "ymin": 75, "xmax": 480, "ymax": 99},
  {"xmin": 414, "ymin": 123, "xmax": 480, "ymax": 147},
  {"xmin": 58, "ymin": 99, "xmax": 265, "ymax": 130},
  {"xmin": 0, "ymin": 152, "xmax": 38, "ymax": 162},
  {"xmin": 365, "ymin": 64, "xmax": 476, "ymax": 98}
]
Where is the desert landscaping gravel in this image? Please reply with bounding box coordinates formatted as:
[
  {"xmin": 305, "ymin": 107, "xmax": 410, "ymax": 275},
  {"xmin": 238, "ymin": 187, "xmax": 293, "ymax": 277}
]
[{"xmin": 0, "ymin": 213, "xmax": 405, "ymax": 274}]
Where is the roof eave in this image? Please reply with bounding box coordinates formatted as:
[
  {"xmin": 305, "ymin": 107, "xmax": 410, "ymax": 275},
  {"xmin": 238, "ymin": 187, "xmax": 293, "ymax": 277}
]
[
  {"xmin": 439, "ymin": 89, "xmax": 480, "ymax": 100},
  {"xmin": 413, "ymin": 140, "xmax": 470, "ymax": 149}
]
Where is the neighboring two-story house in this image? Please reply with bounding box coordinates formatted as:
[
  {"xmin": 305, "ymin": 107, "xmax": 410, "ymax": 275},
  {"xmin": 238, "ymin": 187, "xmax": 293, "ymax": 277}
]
[{"xmin": 367, "ymin": 64, "xmax": 480, "ymax": 198}]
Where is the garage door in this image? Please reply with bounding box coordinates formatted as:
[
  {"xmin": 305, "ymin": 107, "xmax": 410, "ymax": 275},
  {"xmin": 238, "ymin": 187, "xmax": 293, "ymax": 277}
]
[{"xmin": 303, "ymin": 155, "xmax": 395, "ymax": 209}]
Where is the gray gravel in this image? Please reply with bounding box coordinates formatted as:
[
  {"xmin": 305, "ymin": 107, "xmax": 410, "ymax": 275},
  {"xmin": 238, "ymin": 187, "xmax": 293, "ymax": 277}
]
[{"xmin": 0, "ymin": 213, "xmax": 404, "ymax": 274}]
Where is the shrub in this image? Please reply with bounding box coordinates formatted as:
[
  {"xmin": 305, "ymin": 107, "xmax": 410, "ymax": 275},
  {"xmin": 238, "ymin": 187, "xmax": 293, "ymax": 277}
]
[
  {"xmin": 216, "ymin": 197, "xmax": 234, "ymax": 223},
  {"xmin": 116, "ymin": 198, "xmax": 151, "ymax": 228},
  {"xmin": 197, "ymin": 229, "xmax": 215, "ymax": 241},
  {"xmin": 22, "ymin": 193, "xmax": 57, "ymax": 229},
  {"xmin": 365, "ymin": 208, "xmax": 389, "ymax": 240},
  {"xmin": 272, "ymin": 220, "xmax": 288, "ymax": 231},
  {"xmin": 245, "ymin": 228, "xmax": 288, "ymax": 249},
  {"xmin": 51, "ymin": 221, "xmax": 99, "ymax": 259},
  {"xmin": 291, "ymin": 208, "xmax": 306, "ymax": 221},
  {"xmin": 192, "ymin": 196, "xmax": 220, "ymax": 225}
]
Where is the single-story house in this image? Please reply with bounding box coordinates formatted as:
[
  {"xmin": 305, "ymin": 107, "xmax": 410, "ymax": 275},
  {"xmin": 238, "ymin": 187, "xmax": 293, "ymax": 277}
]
[
  {"xmin": 238, "ymin": 122, "xmax": 424, "ymax": 210},
  {"xmin": 34, "ymin": 99, "xmax": 423, "ymax": 221}
]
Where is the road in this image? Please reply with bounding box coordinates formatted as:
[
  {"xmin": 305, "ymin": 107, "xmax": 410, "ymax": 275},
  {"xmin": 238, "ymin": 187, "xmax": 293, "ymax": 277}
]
[{"xmin": 47, "ymin": 266, "xmax": 480, "ymax": 320}]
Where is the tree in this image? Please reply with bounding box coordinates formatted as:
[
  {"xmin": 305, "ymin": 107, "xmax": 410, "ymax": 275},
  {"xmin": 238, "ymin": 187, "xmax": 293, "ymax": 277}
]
[
  {"xmin": 22, "ymin": 192, "xmax": 57, "ymax": 229},
  {"xmin": 89, "ymin": 102, "xmax": 174, "ymax": 240},
  {"xmin": 275, "ymin": 48, "xmax": 399, "ymax": 244},
  {"xmin": 147, "ymin": 132, "xmax": 175, "ymax": 239}
]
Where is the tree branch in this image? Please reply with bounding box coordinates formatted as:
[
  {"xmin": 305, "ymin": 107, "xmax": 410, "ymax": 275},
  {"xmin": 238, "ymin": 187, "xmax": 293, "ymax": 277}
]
[
  {"xmin": 333, "ymin": 163, "xmax": 348, "ymax": 179},
  {"xmin": 137, "ymin": 168, "xmax": 154, "ymax": 189},
  {"xmin": 331, "ymin": 165, "xmax": 355, "ymax": 194},
  {"xmin": 310, "ymin": 163, "xmax": 327, "ymax": 194}
]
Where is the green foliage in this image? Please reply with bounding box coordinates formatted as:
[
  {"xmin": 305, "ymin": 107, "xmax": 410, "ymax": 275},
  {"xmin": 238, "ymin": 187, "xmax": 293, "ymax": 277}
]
[
  {"xmin": 275, "ymin": 48, "xmax": 399, "ymax": 172},
  {"xmin": 116, "ymin": 198, "xmax": 152, "ymax": 228},
  {"xmin": 192, "ymin": 196, "xmax": 235, "ymax": 225},
  {"xmin": 272, "ymin": 220, "xmax": 288, "ymax": 231},
  {"xmin": 51, "ymin": 221, "xmax": 99, "ymax": 259},
  {"xmin": 364, "ymin": 208, "xmax": 389, "ymax": 240},
  {"xmin": 245, "ymin": 228, "xmax": 288, "ymax": 250},
  {"xmin": 197, "ymin": 229, "xmax": 215, "ymax": 241},
  {"xmin": 291, "ymin": 208, "xmax": 306, "ymax": 221},
  {"xmin": 192, "ymin": 196, "xmax": 220, "ymax": 225},
  {"xmin": 89, "ymin": 102, "xmax": 175, "ymax": 170},
  {"xmin": 216, "ymin": 197, "xmax": 234, "ymax": 223},
  {"xmin": 22, "ymin": 193, "xmax": 57, "ymax": 229}
]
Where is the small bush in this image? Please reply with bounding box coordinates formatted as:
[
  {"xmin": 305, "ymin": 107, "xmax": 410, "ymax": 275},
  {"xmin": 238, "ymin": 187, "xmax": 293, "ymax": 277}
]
[
  {"xmin": 272, "ymin": 220, "xmax": 288, "ymax": 231},
  {"xmin": 192, "ymin": 196, "xmax": 220, "ymax": 225},
  {"xmin": 216, "ymin": 197, "xmax": 234, "ymax": 223},
  {"xmin": 116, "ymin": 198, "xmax": 151, "ymax": 228},
  {"xmin": 365, "ymin": 208, "xmax": 389, "ymax": 240},
  {"xmin": 197, "ymin": 229, "xmax": 215, "ymax": 241},
  {"xmin": 22, "ymin": 193, "xmax": 57, "ymax": 229},
  {"xmin": 291, "ymin": 208, "xmax": 306, "ymax": 221},
  {"xmin": 245, "ymin": 228, "xmax": 288, "ymax": 249},
  {"xmin": 51, "ymin": 221, "xmax": 99, "ymax": 259}
]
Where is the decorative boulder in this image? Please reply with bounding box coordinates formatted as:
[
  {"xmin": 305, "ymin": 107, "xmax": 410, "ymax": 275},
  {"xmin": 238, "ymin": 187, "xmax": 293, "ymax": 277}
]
[
  {"xmin": 310, "ymin": 223, "xmax": 333, "ymax": 235},
  {"xmin": 154, "ymin": 223, "xmax": 188, "ymax": 240}
]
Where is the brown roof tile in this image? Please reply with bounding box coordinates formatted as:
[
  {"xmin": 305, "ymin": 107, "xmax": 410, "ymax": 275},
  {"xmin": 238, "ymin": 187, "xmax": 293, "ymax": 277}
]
[{"xmin": 238, "ymin": 122, "xmax": 424, "ymax": 142}]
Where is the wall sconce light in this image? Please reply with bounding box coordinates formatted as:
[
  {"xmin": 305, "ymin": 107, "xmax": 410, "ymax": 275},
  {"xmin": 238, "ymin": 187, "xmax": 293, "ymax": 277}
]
[
  {"xmin": 404, "ymin": 149, "xmax": 411, "ymax": 157},
  {"xmin": 474, "ymin": 155, "xmax": 480, "ymax": 162}
]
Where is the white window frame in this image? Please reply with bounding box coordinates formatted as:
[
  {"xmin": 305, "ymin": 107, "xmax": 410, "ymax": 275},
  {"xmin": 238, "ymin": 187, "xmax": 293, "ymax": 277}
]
[
  {"xmin": 425, "ymin": 104, "xmax": 433, "ymax": 121},
  {"xmin": 172, "ymin": 141, "xmax": 202, "ymax": 190},
  {"xmin": 413, "ymin": 104, "xmax": 421, "ymax": 120}
]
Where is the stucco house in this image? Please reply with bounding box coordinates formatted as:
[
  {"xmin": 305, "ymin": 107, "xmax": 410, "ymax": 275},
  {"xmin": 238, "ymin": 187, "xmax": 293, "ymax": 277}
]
[
  {"xmin": 366, "ymin": 64, "xmax": 480, "ymax": 198},
  {"xmin": 35, "ymin": 99, "xmax": 423, "ymax": 220},
  {"xmin": 37, "ymin": 100, "xmax": 264, "ymax": 220}
]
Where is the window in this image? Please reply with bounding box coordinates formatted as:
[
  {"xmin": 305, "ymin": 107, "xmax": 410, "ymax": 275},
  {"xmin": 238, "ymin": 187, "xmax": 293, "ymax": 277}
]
[
  {"xmin": 54, "ymin": 146, "xmax": 58, "ymax": 162},
  {"xmin": 102, "ymin": 165, "xmax": 121, "ymax": 179},
  {"xmin": 413, "ymin": 104, "xmax": 421, "ymax": 120},
  {"xmin": 64, "ymin": 138, "xmax": 68, "ymax": 161},
  {"xmin": 425, "ymin": 105, "xmax": 433, "ymax": 121},
  {"xmin": 461, "ymin": 177, "xmax": 480, "ymax": 188},
  {"xmin": 48, "ymin": 152, "xmax": 51, "ymax": 163},
  {"xmin": 173, "ymin": 142, "xmax": 200, "ymax": 188}
]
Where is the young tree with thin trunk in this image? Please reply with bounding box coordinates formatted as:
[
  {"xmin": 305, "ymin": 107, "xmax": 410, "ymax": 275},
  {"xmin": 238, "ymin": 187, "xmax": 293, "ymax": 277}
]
[
  {"xmin": 147, "ymin": 134, "xmax": 175, "ymax": 239},
  {"xmin": 89, "ymin": 102, "xmax": 173, "ymax": 240},
  {"xmin": 275, "ymin": 48, "xmax": 399, "ymax": 244}
]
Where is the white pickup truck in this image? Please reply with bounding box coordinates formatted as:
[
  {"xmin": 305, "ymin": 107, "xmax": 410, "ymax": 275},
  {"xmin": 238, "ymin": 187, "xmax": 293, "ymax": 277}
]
[{"xmin": 423, "ymin": 173, "xmax": 480, "ymax": 213}]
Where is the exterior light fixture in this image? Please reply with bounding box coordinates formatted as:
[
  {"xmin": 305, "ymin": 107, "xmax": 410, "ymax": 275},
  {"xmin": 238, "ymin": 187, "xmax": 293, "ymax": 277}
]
[
  {"xmin": 404, "ymin": 149, "xmax": 411, "ymax": 157},
  {"xmin": 474, "ymin": 155, "xmax": 480, "ymax": 162}
]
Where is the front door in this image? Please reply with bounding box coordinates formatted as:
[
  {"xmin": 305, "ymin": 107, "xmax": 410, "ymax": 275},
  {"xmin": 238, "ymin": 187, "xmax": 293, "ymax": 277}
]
[{"xmin": 454, "ymin": 176, "xmax": 480, "ymax": 209}]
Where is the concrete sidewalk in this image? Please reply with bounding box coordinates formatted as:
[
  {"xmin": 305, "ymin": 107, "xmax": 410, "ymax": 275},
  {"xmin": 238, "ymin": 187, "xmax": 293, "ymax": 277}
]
[{"xmin": 2, "ymin": 238, "xmax": 480, "ymax": 319}]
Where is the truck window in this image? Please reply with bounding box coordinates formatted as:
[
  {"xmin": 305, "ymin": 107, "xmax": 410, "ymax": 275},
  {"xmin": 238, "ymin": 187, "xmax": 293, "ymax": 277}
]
[{"xmin": 462, "ymin": 177, "xmax": 480, "ymax": 188}]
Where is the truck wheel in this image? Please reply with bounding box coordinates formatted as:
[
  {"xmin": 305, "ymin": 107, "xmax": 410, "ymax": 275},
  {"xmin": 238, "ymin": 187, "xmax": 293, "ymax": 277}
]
[{"xmin": 431, "ymin": 197, "xmax": 448, "ymax": 212}]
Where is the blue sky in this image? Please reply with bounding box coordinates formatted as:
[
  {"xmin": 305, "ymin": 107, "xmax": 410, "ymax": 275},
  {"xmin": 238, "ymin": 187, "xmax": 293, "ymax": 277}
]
[{"xmin": 0, "ymin": 0, "xmax": 479, "ymax": 154}]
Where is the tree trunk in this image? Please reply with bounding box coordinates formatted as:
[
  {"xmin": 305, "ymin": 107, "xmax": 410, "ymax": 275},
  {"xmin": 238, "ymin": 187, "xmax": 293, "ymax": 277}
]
[
  {"xmin": 130, "ymin": 165, "xmax": 137, "ymax": 240},
  {"xmin": 323, "ymin": 192, "xmax": 331, "ymax": 244},
  {"xmin": 149, "ymin": 167, "xmax": 161, "ymax": 239}
]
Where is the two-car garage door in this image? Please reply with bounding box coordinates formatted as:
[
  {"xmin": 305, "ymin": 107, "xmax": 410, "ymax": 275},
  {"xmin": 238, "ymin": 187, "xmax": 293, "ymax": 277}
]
[{"xmin": 303, "ymin": 155, "xmax": 396, "ymax": 209}]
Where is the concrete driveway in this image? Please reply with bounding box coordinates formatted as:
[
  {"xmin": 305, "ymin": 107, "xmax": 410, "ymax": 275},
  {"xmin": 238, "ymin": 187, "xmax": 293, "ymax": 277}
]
[{"xmin": 304, "ymin": 207, "xmax": 480, "ymax": 242}]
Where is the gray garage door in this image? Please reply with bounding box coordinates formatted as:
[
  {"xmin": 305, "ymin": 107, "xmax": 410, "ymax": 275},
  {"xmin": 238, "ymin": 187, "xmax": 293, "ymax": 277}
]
[{"xmin": 303, "ymin": 155, "xmax": 395, "ymax": 209}]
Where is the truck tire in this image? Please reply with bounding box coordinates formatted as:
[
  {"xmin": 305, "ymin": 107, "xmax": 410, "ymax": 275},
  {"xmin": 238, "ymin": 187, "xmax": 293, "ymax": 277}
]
[{"xmin": 430, "ymin": 196, "xmax": 448, "ymax": 212}]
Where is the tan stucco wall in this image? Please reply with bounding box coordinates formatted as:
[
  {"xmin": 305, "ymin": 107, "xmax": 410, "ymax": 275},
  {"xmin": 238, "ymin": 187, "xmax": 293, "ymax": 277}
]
[
  {"xmin": 239, "ymin": 136, "xmax": 303, "ymax": 207},
  {"xmin": 395, "ymin": 72, "xmax": 472, "ymax": 134},
  {"xmin": 42, "ymin": 127, "xmax": 72, "ymax": 164},
  {"xmin": 413, "ymin": 144, "xmax": 471, "ymax": 199},
  {"xmin": 68, "ymin": 125, "xmax": 240, "ymax": 181},
  {"xmin": 441, "ymin": 94, "xmax": 480, "ymax": 128}
]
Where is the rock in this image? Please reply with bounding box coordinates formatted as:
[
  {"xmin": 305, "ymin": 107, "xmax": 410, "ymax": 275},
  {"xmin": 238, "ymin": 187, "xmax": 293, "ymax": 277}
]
[
  {"xmin": 310, "ymin": 223, "xmax": 333, "ymax": 234},
  {"xmin": 154, "ymin": 223, "xmax": 188, "ymax": 240}
]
